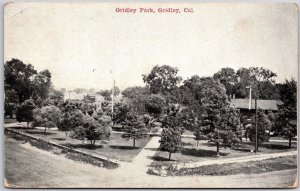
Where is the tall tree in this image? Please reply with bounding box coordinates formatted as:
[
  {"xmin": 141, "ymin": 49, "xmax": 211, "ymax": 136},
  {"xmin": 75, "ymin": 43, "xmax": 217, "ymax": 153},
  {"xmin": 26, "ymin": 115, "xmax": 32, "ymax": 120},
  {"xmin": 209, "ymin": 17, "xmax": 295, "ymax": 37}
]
[
  {"xmin": 160, "ymin": 109, "xmax": 182, "ymax": 160},
  {"xmin": 121, "ymin": 112, "xmax": 148, "ymax": 148},
  {"xmin": 143, "ymin": 65, "xmax": 182, "ymax": 94},
  {"xmin": 4, "ymin": 59, "xmax": 37, "ymax": 103},
  {"xmin": 247, "ymin": 110, "xmax": 271, "ymax": 151},
  {"xmin": 121, "ymin": 86, "xmax": 150, "ymax": 114},
  {"xmin": 235, "ymin": 67, "xmax": 278, "ymax": 99},
  {"xmin": 277, "ymin": 79, "xmax": 297, "ymax": 148},
  {"xmin": 213, "ymin": 67, "xmax": 238, "ymax": 98}
]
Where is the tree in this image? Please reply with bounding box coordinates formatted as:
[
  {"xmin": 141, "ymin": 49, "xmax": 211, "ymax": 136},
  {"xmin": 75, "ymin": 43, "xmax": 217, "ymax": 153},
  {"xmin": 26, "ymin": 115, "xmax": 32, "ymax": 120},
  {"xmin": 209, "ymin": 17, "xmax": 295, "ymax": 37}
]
[
  {"xmin": 235, "ymin": 67, "xmax": 278, "ymax": 99},
  {"xmin": 4, "ymin": 59, "xmax": 37, "ymax": 103},
  {"xmin": 97, "ymin": 90, "xmax": 112, "ymax": 101},
  {"xmin": 84, "ymin": 114, "xmax": 111, "ymax": 146},
  {"xmin": 160, "ymin": 110, "xmax": 182, "ymax": 160},
  {"xmin": 213, "ymin": 68, "xmax": 238, "ymax": 98},
  {"xmin": 247, "ymin": 110, "xmax": 271, "ymax": 151},
  {"xmin": 33, "ymin": 105, "xmax": 61, "ymax": 133},
  {"xmin": 144, "ymin": 94, "xmax": 166, "ymax": 117},
  {"xmin": 277, "ymin": 79, "xmax": 297, "ymax": 148},
  {"xmin": 182, "ymin": 77, "xmax": 241, "ymax": 155},
  {"xmin": 121, "ymin": 112, "xmax": 148, "ymax": 148},
  {"xmin": 16, "ymin": 99, "xmax": 36, "ymax": 127},
  {"xmin": 121, "ymin": 86, "xmax": 150, "ymax": 114},
  {"xmin": 42, "ymin": 87, "xmax": 64, "ymax": 107},
  {"xmin": 143, "ymin": 65, "xmax": 182, "ymax": 94},
  {"xmin": 4, "ymin": 59, "xmax": 53, "ymax": 106},
  {"xmin": 32, "ymin": 70, "xmax": 52, "ymax": 106},
  {"xmin": 59, "ymin": 109, "xmax": 86, "ymax": 138},
  {"xmin": 73, "ymin": 88, "xmax": 87, "ymax": 94}
]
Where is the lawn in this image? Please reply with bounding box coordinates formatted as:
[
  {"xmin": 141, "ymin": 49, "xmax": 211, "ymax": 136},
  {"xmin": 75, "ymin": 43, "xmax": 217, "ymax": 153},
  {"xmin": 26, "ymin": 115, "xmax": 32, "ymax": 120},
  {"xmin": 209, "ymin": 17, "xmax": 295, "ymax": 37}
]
[
  {"xmin": 149, "ymin": 155, "xmax": 297, "ymax": 176},
  {"xmin": 151, "ymin": 137, "xmax": 297, "ymax": 166},
  {"xmin": 11, "ymin": 127, "xmax": 151, "ymax": 162}
]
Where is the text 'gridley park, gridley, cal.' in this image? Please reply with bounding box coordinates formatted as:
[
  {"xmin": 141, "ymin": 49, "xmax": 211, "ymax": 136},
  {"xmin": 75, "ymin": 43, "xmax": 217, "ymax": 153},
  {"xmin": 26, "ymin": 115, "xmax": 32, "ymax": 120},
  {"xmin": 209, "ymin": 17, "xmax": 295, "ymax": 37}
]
[{"xmin": 115, "ymin": 7, "xmax": 194, "ymax": 14}]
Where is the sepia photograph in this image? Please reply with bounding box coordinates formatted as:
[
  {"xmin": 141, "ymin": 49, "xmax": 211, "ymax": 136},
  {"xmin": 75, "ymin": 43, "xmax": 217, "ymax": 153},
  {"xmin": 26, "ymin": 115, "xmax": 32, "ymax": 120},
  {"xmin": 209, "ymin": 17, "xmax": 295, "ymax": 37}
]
[{"xmin": 3, "ymin": 2, "xmax": 298, "ymax": 188}]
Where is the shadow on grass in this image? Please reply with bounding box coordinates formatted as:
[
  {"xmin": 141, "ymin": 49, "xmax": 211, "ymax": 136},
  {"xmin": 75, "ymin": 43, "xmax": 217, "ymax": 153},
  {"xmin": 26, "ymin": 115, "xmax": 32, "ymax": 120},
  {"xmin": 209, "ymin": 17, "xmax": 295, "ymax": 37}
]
[
  {"xmin": 109, "ymin": 145, "xmax": 140, "ymax": 150},
  {"xmin": 52, "ymin": 138, "xmax": 66, "ymax": 141},
  {"xmin": 25, "ymin": 131, "xmax": 56, "ymax": 136},
  {"xmin": 181, "ymin": 148, "xmax": 228, "ymax": 157},
  {"xmin": 243, "ymin": 142, "xmax": 295, "ymax": 150},
  {"xmin": 149, "ymin": 156, "xmax": 176, "ymax": 162},
  {"xmin": 181, "ymin": 142, "xmax": 193, "ymax": 147},
  {"xmin": 144, "ymin": 148, "xmax": 158, "ymax": 151},
  {"xmin": 62, "ymin": 143, "xmax": 103, "ymax": 150}
]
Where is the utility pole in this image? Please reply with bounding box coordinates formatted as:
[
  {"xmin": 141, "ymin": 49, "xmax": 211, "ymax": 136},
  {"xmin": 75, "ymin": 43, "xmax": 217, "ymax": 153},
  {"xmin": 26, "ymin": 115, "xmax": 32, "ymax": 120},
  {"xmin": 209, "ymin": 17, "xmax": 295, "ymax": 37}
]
[
  {"xmin": 255, "ymin": 98, "xmax": 258, "ymax": 153},
  {"xmin": 246, "ymin": 85, "xmax": 252, "ymax": 110},
  {"xmin": 111, "ymin": 79, "xmax": 115, "ymax": 125}
]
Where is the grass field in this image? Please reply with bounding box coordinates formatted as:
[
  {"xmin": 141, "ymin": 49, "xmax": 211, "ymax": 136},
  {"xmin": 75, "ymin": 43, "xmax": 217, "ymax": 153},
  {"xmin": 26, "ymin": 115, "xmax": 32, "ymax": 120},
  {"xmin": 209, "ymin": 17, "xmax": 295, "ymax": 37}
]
[
  {"xmin": 11, "ymin": 127, "xmax": 151, "ymax": 162},
  {"xmin": 151, "ymin": 137, "xmax": 297, "ymax": 166}
]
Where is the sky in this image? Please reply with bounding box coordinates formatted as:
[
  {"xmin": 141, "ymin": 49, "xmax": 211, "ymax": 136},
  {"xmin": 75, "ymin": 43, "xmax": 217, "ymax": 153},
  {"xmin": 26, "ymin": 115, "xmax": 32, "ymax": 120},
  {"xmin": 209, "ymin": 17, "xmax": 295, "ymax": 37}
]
[{"xmin": 4, "ymin": 3, "xmax": 298, "ymax": 91}]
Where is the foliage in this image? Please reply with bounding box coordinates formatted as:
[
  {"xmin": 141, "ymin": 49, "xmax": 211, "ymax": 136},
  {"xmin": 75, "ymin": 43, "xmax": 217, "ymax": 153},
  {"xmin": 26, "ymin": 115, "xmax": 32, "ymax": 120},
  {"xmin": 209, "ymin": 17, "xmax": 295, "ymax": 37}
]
[
  {"xmin": 121, "ymin": 86, "xmax": 150, "ymax": 114},
  {"xmin": 160, "ymin": 109, "xmax": 182, "ymax": 160},
  {"xmin": 121, "ymin": 112, "xmax": 149, "ymax": 148},
  {"xmin": 144, "ymin": 94, "xmax": 166, "ymax": 116},
  {"xmin": 4, "ymin": 59, "xmax": 37, "ymax": 103},
  {"xmin": 4, "ymin": 59, "xmax": 53, "ymax": 107},
  {"xmin": 276, "ymin": 79, "xmax": 297, "ymax": 148},
  {"xmin": 247, "ymin": 110, "xmax": 271, "ymax": 147},
  {"xmin": 97, "ymin": 90, "xmax": 111, "ymax": 101},
  {"xmin": 235, "ymin": 67, "xmax": 278, "ymax": 99},
  {"xmin": 143, "ymin": 65, "xmax": 182, "ymax": 94},
  {"xmin": 113, "ymin": 103, "xmax": 131, "ymax": 124},
  {"xmin": 33, "ymin": 105, "xmax": 61, "ymax": 132},
  {"xmin": 16, "ymin": 99, "xmax": 36, "ymax": 127},
  {"xmin": 213, "ymin": 67, "xmax": 238, "ymax": 98}
]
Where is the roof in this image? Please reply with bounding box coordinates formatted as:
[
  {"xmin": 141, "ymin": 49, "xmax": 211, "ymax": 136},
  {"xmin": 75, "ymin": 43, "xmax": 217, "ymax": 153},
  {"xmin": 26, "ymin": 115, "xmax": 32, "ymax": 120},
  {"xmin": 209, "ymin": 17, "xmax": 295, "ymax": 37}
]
[{"xmin": 230, "ymin": 99, "xmax": 283, "ymax": 111}]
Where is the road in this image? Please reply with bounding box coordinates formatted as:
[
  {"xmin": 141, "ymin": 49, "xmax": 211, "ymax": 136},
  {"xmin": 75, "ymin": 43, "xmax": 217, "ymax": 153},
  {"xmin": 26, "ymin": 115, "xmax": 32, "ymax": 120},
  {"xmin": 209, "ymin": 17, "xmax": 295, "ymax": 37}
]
[{"xmin": 5, "ymin": 136, "xmax": 297, "ymax": 188}]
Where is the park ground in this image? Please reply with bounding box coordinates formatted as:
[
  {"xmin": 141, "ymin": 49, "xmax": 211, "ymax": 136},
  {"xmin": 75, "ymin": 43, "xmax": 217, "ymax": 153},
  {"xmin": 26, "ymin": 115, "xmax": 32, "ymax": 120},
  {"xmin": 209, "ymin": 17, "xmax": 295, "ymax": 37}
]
[{"xmin": 4, "ymin": 122, "xmax": 298, "ymax": 188}]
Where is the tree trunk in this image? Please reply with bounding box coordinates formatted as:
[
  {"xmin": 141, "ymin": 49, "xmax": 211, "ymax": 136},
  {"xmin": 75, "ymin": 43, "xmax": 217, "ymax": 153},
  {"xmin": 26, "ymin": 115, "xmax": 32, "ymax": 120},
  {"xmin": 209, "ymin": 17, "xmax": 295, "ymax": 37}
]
[
  {"xmin": 27, "ymin": 122, "xmax": 29, "ymax": 128},
  {"xmin": 44, "ymin": 127, "xmax": 47, "ymax": 133},
  {"xmin": 65, "ymin": 131, "xmax": 68, "ymax": 138},
  {"xmin": 133, "ymin": 139, "xmax": 136, "ymax": 148},
  {"xmin": 197, "ymin": 140, "xmax": 199, "ymax": 147},
  {"xmin": 217, "ymin": 141, "xmax": 220, "ymax": 156},
  {"xmin": 168, "ymin": 152, "xmax": 172, "ymax": 160},
  {"xmin": 289, "ymin": 137, "xmax": 292, "ymax": 148}
]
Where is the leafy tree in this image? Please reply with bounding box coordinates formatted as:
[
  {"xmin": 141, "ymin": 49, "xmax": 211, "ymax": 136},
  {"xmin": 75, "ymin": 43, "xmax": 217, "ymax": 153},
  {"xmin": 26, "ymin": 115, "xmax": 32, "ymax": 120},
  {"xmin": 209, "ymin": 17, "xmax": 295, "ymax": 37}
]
[
  {"xmin": 97, "ymin": 90, "xmax": 112, "ymax": 101},
  {"xmin": 144, "ymin": 94, "xmax": 166, "ymax": 117},
  {"xmin": 122, "ymin": 86, "xmax": 150, "ymax": 114},
  {"xmin": 213, "ymin": 67, "xmax": 238, "ymax": 98},
  {"xmin": 113, "ymin": 103, "xmax": 131, "ymax": 125},
  {"xmin": 84, "ymin": 114, "xmax": 111, "ymax": 146},
  {"xmin": 160, "ymin": 110, "xmax": 182, "ymax": 160},
  {"xmin": 16, "ymin": 99, "xmax": 36, "ymax": 127},
  {"xmin": 122, "ymin": 86, "xmax": 150, "ymax": 99},
  {"xmin": 60, "ymin": 109, "xmax": 86, "ymax": 138},
  {"xmin": 143, "ymin": 65, "xmax": 182, "ymax": 94},
  {"xmin": 247, "ymin": 110, "xmax": 271, "ymax": 151},
  {"xmin": 4, "ymin": 59, "xmax": 53, "ymax": 106},
  {"xmin": 4, "ymin": 59, "xmax": 37, "ymax": 103},
  {"xmin": 121, "ymin": 112, "xmax": 148, "ymax": 148},
  {"xmin": 42, "ymin": 87, "xmax": 64, "ymax": 107},
  {"xmin": 32, "ymin": 70, "xmax": 52, "ymax": 106},
  {"xmin": 235, "ymin": 67, "xmax": 278, "ymax": 99},
  {"xmin": 277, "ymin": 79, "xmax": 297, "ymax": 148},
  {"xmin": 33, "ymin": 105, "xmax": 61, "ymax": 133},
  {"xmin": 181, "ymin": 77, "xmax": 241, "ymax": 154}
]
